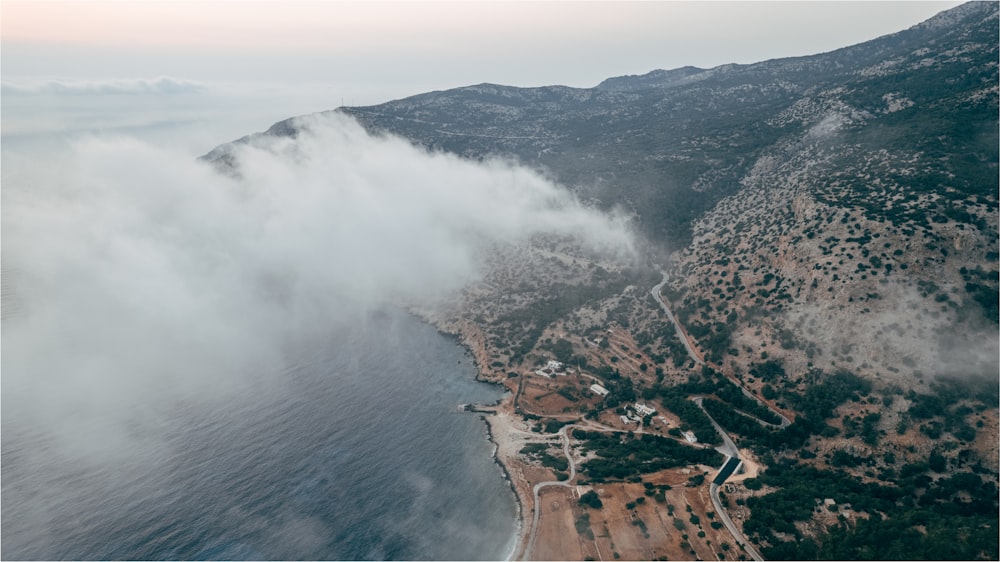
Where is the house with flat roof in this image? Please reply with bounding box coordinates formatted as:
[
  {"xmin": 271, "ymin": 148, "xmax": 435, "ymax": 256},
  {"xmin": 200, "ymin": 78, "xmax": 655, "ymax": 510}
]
[
  {"xmin": 634, "ymin": 403, "xmax": 656, "ymax": 417},
  {"xmin": 589, "ymin": 383, "xmax": 609, "ymax": 396}
]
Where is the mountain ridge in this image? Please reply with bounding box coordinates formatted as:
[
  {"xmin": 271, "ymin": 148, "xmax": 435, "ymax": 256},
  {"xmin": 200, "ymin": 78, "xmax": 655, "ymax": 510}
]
[
  {"xmin": 207, "ymin": 2, "xmax": 997, "ymax": 250},
  {"xmin": 205, "ymin": 2, "xmax": 998, "ymax": 376}
]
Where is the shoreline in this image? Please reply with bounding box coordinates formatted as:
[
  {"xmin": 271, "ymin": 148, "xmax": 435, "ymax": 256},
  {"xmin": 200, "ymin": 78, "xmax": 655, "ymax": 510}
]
[
  {"xmin": 480, "ymin": 412, "xmax": 526, "ymax": 562},
  {"xmin": 419, "ymin": 311, "xmax": 534, "ymax": 561}
]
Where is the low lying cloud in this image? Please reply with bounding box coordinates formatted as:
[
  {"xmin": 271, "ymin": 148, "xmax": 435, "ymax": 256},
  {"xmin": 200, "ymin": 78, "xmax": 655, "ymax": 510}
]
[
  {"xmin": 1, "ymin": 76, "xmax": 207, "ymax": 96},
  {"xmin": 2, "ymin": 112, "xmax": 635, "ymax": 451},
  {"xmin": 785, "ymin": 278, "xmax": 999, "ymax": 384}
]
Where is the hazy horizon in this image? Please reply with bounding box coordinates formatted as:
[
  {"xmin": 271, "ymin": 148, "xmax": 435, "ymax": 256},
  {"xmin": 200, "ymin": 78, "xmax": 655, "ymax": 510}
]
[{"xmin": 2, "ymin": 1, "xmax": 962, "ymax": 154}]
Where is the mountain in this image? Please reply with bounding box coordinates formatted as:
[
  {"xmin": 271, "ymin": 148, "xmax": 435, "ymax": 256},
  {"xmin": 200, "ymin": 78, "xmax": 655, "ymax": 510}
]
[
  {"xmin": 337, "ymin": 1, "xmax": 998, "ymax": 358},
  {"xmin": 210, "ymin": 0, "xmax": 998, "ymax": 383},
  {"xmin": 326, "ymin": 2, "xmax": 995, "ymax": 248},
  {"xmin": 206, "ymin": 4, "xmax": 999, "ymax": 559},
  {"xmin": 212, "ymin": 4, "xmax": 997, "ymax": 251}
]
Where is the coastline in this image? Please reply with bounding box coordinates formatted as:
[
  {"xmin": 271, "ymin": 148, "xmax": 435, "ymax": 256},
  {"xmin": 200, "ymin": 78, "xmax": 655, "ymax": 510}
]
[
  {"xmin": 480, "ymin": 412, "xmax": 526, "ymax": 562},
  {"xmin": 413, "ymin": 291, "xmax": 779, "ymax": 561},
  {"xmin": 415, "ymin": 310, "xmax": 534, "ymax": 561}
]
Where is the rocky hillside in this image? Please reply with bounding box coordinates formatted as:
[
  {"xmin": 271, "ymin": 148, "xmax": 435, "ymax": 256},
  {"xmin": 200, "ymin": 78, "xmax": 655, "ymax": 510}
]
[
  {"xmin": 207, "ymin": 0, "xmax": 998, "ymax": 396},
  {"xmin": 329, "ymin": 2, "xmax": 998, "ymax": 251},
  {"xmin": 209, "ymin": 0, "xmax": 998, "ymax": 379},
  {"xmin": 662, "ymin": 2, "xmax": 998, "ymax": 390},
  {"xmin": 326, "ymin": 1, "xmax": 1000, "ymax": 386},
  {"xmin": 205, "ymin": 3, "xmax": 999, "ymax": 558}
]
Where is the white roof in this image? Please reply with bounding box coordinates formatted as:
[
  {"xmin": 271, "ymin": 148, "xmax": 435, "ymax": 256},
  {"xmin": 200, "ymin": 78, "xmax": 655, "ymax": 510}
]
[{"xmin": 634, "ymin": 403, "xmax": 656, "ymax": 415}]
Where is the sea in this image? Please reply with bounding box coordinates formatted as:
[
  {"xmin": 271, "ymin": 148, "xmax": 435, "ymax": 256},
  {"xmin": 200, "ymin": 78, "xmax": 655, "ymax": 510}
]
[{"xmin": 1, "ymin": 309, "xmax": 518, "ymax": 560}]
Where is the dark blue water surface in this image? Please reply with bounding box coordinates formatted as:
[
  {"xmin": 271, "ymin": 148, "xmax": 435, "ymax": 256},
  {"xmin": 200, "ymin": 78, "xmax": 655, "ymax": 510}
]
[{"xmin": 1, "ymin": 310, "xmax": 517, "ymax": 560}]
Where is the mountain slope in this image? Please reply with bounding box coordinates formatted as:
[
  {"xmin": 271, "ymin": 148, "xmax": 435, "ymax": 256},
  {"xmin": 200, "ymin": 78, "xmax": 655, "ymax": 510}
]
[
  {"xmin": 323, "ymin": 1, "xmax": 996, "ymax": 251},
  {"xmin": 205, "ymin": 5, "xmax": 999, "ymax": 558},
  {"xmin": 331, "ymin": 2, "xmax": 1000, "ymax": 387},
  {"xmin": 205, "ymin": 0, "xmax": 998, "ymax": 398}
]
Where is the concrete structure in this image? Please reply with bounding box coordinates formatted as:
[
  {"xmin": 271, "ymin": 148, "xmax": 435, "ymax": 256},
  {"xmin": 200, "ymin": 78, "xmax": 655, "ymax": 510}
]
[
  {"xmin": 634, "ymin": 403, "xmax": 656, "ymax": 417},
  {"xmin": 713, "ymin": 457, "xmax": 742, "ymax": 485},
  {"xmin": 589, "ymin": 383, "xmax": 610, "ymax": 396},
  {"xmin": 683, "ymin": 431, "xmax": 698, "ymax": 444}
]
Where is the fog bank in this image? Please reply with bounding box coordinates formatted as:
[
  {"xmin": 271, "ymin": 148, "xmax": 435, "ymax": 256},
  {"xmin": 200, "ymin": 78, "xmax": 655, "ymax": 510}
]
[{"xmin": 2, "ymin": 112, "xmax": 636, "ymax": 454}]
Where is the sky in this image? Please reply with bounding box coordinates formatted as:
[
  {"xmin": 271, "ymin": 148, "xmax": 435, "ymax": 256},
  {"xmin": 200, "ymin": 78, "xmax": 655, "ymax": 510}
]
[{"xmin": 1, "ymin": 0, "xmax": 963, "ymax": 151}]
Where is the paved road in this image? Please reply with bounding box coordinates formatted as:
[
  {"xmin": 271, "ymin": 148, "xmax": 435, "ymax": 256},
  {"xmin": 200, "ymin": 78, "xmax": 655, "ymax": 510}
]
[
  {"xmin": 522, "ymin": 417, "xmax": 706, "ymax": 560},
  {"xmin": 728, "ymin": 378, "xmax": 792, "ymax": 429},
  {"xmin": 693, "ymin": 398, "xmax": 764, "ymax": 562},
  {"xmin": 652, "ymin": 272, "xmax": 792, "ymax": 429},
  {"xmin": 691, "ymin": 396, "xmax": 739, "ymax": 459},
  {"xmin": 522, "ymin": 271, "xmax": 780, "ymax": 560},
  {"xmin": 651, "ymin": 274, "xmax": 705, "ymax": 366},
  {"xmin": 711, "ymin": 482, "xmax": 764, "ymax": 561},
  {"xmin": 654, "ymin": 271, "xmax": 773, "ymax": 561},
  {"xmin": 525, "ymin": 424, "xmax": 577, "ymax": 560}
]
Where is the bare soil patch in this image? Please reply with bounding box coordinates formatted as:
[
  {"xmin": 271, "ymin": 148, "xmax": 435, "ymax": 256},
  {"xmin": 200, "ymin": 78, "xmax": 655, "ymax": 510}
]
[{"xmin": 528, "ymin": 468, "xmax": 748, "ymax": 561}]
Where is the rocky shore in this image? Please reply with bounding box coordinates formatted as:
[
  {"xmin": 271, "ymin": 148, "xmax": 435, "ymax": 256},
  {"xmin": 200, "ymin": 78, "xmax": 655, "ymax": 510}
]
[{"xmin": 420, "ymin": 313, "xmax": 537, "ymax": 561}]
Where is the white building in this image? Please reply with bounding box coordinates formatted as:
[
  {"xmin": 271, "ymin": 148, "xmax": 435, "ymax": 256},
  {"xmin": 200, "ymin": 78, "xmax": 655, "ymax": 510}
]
[
  {"xmin": 546, "ymin": 360, "xmax": 564, "ymax": 372},
  {"xmin": 683, "ymin": 431, "xmax": 698, "ymax": 444},
  {"xmin": 590, "ymin": 383, "xmax": 610, "ymax": 396},
  {"xmin": 634, "ymin": 403, "xmax": 657, "ymax": 417}
]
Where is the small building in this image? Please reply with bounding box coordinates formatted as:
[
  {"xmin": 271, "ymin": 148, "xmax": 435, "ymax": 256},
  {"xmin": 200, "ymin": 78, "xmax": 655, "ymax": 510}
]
[
  {"xmin": 683, "ymin": 431, "xmax": 698, "ymax": 444},
  {"xmin": 634, "ymin": 402, "xmax": 656, "ymax": 417},
  {"xmin": 620, "ymin": 415, "xmax": 636, "ymax": 425},
  {"xmin": 590, "ymin": 383, "xmax": 610, "ymax": 396},
  {"xmin": 546, "ymin": 360, "xmax": 564, "ymax": 372}
]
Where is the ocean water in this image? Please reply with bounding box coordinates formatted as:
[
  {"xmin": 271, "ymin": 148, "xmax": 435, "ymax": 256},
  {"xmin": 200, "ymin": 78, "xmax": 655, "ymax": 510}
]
[{"xmin": 1, "ymin": 310, "xmax": 517, "ymax": 560}]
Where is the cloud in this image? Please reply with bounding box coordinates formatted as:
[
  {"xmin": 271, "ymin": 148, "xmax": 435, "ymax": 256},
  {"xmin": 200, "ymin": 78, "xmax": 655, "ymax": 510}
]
[
  {"xmin": 1, "ymin": 112, "xmax": 636, "ymax": 453},
  {"xmin": 785, "ymin": 278, "xmax": 999, "ymax": 383},
  {"xmin": 1, "ymin": 76, "xmax": 207, "ymax": 96}
]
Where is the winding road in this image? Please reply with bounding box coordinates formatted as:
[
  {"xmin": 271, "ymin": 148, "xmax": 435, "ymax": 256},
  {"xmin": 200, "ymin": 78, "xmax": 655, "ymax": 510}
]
[
  {"xmin": 653, "ymin": 271, "xmax": 773, "ymax": 561},
  {"xmin": 652, "ymin": 272, "xmax": 791, "ymax": 429},
  {"xmin": 651, "ymin": 275, "xmax": 705, "ymax": 366},
  {"xmin": 522, "ymin": 271, "xmax": 784, "ymax": 560},
  {"xmin": 525, "ymin": 424, "xmax": 577, "ymax": 559},
  {"xmin": 694, "ymin": 397, "xmax": 765, "ymax": 562}
]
